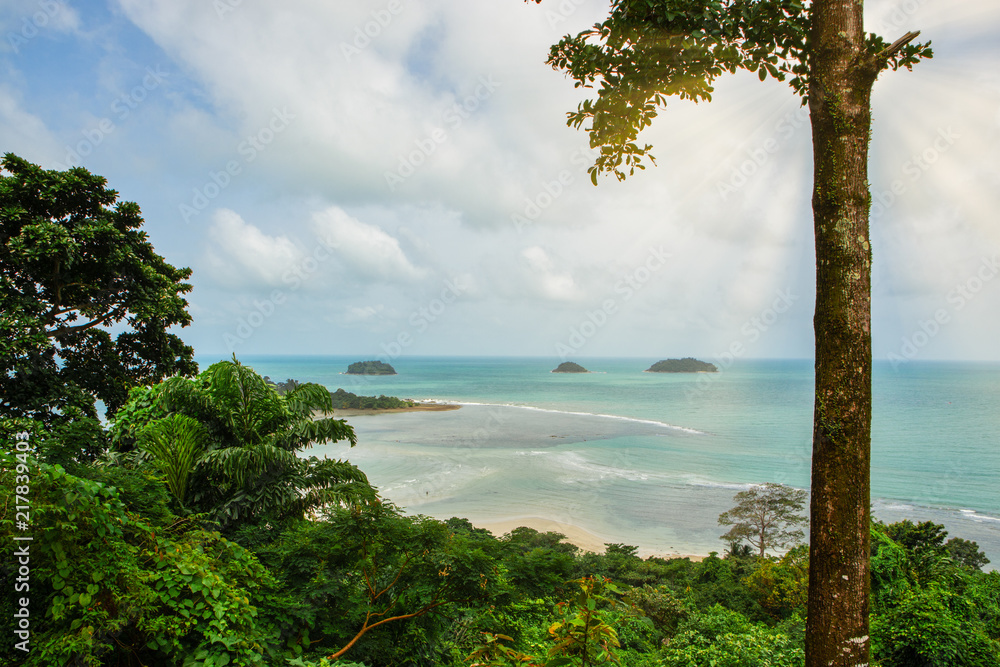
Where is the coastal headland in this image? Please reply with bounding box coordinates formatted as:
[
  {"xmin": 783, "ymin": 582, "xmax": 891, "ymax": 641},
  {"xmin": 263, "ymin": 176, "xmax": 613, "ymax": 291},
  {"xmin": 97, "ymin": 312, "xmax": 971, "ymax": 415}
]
[{"xmin": 331, "ymin": 402, "xmax": 461, "ymax": 417}]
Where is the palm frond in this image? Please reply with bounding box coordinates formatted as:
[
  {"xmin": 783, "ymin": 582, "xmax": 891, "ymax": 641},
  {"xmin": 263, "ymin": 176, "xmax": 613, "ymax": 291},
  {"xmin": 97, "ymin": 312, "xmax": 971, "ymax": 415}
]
[
  {"xmin": 276, "ymin": 416, "xmax": 358, "ymax": 451},
  {"xmin": 139, "ymin": 413, "xmax": 208, "ymax": 505},
  {"xmin": 115, "ymin": 356, "xmax": 374, "ymax": 530},
  {"xmin": 158, "ymin": 375, "xmax": 214, "ymax": 418},
  {"xmin": 203, "ymin": 358, "xmax": 290, "ymax": 445},
  {"xmin": 197, "ymin": 441, "xmax": 299, "ymax": 490},
  {"xmin": 301, "ymin": 456, "xmax": 371, "ymax": 486},
  {"xmin": 284, "ymin": 381, "xmax": 335, "ymax": 416}
]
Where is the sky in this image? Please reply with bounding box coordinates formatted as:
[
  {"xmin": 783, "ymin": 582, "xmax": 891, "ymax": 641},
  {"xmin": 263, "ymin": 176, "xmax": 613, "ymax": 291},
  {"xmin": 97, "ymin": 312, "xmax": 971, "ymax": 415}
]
[{"xmin": 3, "ymin": 0, "xmax": 999, "ymax": 364}]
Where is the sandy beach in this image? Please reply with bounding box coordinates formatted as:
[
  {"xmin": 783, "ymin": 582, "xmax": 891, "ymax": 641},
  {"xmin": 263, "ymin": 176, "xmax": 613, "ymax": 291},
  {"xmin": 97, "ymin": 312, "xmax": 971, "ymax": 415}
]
[
  {"xmin": 331, "ymin": 403, "xmax": 461, "ymax": 417},
  {"xmin": 472, "ymin": 516, "xmax": 704, "ymax": 561}
]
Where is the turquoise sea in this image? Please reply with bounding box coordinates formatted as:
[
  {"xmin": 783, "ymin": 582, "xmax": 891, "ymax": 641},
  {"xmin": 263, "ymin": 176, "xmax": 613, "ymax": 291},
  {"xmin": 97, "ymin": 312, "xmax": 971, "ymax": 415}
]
[{"xmin": 200, "ymin": 355, "xmax": 1000, "ymax": 567}]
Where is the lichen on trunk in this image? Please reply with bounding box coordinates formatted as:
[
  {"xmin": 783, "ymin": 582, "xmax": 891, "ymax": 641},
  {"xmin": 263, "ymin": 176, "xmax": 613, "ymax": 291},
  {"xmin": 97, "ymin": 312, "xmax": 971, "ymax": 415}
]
[{"xmin": 805, "ymin": 1, "xmax": 878, "ymax": 665}]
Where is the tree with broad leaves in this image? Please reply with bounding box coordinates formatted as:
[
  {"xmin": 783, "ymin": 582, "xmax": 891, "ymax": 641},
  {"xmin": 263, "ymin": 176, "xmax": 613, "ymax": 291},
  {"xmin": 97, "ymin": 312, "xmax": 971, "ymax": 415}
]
[
  {"xmin": 718, "ymin": 482, "xmax": 808, "ymax": 558},
  {"xmin": 525, "ymin": 1, "xmax": 932, "ymax": 664},
  {"xmin": 0, "ymin": 153, "xmax": 197, "ymax": 425},
  {"xmin": 310, "ymin": 502, "xmax": 500, "ymax": 663},
  {"xmin": 881, "ymin": 518, "xmax": 991, "ymax": 573},
  {"xmin": 945, "ymin": 537, "xmax": 990, "ymax": 571},
  {"xmin": 111, "ymin": 357, "xmax": 373, "ymax": 529}
]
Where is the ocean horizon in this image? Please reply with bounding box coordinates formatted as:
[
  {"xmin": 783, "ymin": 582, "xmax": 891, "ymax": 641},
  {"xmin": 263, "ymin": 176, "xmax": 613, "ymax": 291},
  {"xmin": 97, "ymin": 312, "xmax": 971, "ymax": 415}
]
[{"xmin": 197, "ymin": 354, "xmax": 1000, "ymax": 568}]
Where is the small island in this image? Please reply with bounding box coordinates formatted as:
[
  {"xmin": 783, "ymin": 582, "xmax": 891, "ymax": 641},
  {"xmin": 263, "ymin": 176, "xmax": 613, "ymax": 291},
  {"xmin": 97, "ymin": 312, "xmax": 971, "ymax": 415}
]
[
  {"xmin": 646, "ymin": 358, "xmax": 718, "ymax": 373},
  {"xmin": 552, "ymin": 361, "xmax": 589, "ymax": 373},
  {"xmin": 345, "ymin": 360, "xmax": 397, "ymax": 375}
]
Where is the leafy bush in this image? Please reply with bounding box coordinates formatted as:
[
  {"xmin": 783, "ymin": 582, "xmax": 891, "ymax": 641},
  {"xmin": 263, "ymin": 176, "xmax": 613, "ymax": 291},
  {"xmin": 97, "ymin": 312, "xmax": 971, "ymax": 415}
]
[
  {"xmin": 0, "ymin": 449, "xmax": 273, "ymax": 667},
  {"xmin": 870, "ymin": 521, "xmax": 1000, "ymax": 667},
  {"xmin": 871, "ymin": 584, "xmax": 999, "ymax": 667},
  {"xmin": 660, "ymin": 605, "xmax": 804, "ymax": 667},
  {"xmin": 742, "ymin": 545, "xmax": 809, "ymax": 620}
]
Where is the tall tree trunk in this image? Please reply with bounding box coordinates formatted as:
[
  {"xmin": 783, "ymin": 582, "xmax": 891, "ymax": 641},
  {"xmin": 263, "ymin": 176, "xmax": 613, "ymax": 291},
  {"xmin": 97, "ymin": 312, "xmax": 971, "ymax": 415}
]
[{"xmin": 806, "ymin": 1, "xmax": 878, "ymax": 665}]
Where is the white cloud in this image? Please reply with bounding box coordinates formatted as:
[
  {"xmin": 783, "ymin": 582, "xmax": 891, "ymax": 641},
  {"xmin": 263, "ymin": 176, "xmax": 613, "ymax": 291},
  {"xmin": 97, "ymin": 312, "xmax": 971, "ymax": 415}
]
[
  {"xmin": 342, "ymin": 304, "xmax": 385, "ymax": 324},
  {"xmin": 311, "ymin": 206, "xmax": 425, "ymax": 283},
  {"xmin": 0, "ymin": 86, "xmax": 62, "ymax": 164},
  {"xmin": 5, "ymin": 0, "xmax": 995, "ymax": 358},
  {"xmin": 203, "ymin": 209, "xmax": 301, "ymax": 288},
  {"xmin": 519, "ymin": 245, "xmax": 580, "ymax": 302},
  {"xmin": 111, "ymin": 0, "xmax": 620, "ymax": 222},
  {"xmin": 0, "ymin": 0, "xmax": 81, "ymax": 41}
]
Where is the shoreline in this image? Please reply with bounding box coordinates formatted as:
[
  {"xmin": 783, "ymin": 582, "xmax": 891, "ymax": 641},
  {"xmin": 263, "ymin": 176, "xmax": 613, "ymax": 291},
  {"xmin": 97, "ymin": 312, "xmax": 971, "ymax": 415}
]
[
  {"xmin": 331, "ymin": 403, "xmax": 461, "ymax": 417},
  {"xmin": 471, "ymin": 516, "xmax": 705, "ymax": 561}
]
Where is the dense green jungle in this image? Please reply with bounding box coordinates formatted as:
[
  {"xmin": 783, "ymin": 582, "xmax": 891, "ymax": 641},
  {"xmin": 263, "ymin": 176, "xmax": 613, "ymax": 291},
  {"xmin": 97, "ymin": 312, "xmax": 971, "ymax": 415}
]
[{"xmin": 2, "ymin": 357, "xmax": 998, "ymax": 667}]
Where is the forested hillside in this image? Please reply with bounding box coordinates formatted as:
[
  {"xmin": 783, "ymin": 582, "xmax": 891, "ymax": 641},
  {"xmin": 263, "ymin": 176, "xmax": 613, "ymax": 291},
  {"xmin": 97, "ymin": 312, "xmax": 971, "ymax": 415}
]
[
  {"xmin": 3, "ymin": 155, "xmax": 997, "ymax": 667},
  {"xmin": 3, "ymin": 406, "xmax": 998, "ymax": 667}
]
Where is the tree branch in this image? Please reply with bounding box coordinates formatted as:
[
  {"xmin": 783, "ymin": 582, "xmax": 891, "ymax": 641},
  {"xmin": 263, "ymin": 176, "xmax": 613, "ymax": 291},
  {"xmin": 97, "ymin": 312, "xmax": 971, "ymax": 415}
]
[
  {"xmin": 327, "ymin": 598, "xmax": 459, "ymax": 662},
  {"xmin": 42, "ymin": 283, "xmax": 119, "ymax": 324},
  {"xmin": 373, "ymin": 552, "xmax": 415, "ymax": 603},
  {"xmin": 878, "ymin": 30, "xmax": 920, "ymax": 61},
  {"xmin": 43, "ymin": 304, "xmax": 128, "ymax": 337},
  {"xmin": 45, "ymin": 306, "xmax": 83, "ymax": 319}
]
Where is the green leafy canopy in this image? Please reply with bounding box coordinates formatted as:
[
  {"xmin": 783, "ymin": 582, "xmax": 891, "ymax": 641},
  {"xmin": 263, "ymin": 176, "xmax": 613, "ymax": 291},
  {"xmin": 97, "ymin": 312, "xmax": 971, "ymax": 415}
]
[
  {"xmin": 528, "ymin": 0, "xmax": 932, "ymax": 183},
  {"xmin": 112, "ymin": 357, "xmax": 374, "ymax": 529},
  {"xmin": 718, "ymin": 482, "xmax": 808, "ymax": 558},
  {"xmin": 0, "ymin": 154, "xmax": 197, "ymax": 423}
]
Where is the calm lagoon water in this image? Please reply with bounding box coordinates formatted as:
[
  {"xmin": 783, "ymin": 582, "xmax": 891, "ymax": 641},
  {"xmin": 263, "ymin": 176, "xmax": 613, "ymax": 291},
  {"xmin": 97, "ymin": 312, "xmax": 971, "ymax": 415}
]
[{"xmin": 199, "ymin": 355, "xmax": 1000, "ymax": 566}]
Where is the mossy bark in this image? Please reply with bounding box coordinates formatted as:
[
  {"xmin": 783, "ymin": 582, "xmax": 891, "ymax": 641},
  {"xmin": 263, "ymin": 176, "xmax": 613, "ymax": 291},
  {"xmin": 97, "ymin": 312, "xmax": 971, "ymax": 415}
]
[{"xmin": 806, "ymin": 2, "xmax": 880, "ymax": 666}]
